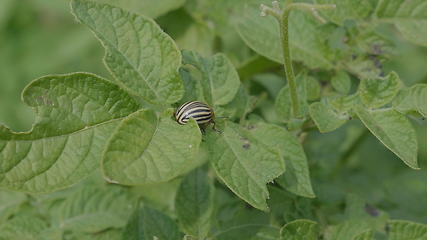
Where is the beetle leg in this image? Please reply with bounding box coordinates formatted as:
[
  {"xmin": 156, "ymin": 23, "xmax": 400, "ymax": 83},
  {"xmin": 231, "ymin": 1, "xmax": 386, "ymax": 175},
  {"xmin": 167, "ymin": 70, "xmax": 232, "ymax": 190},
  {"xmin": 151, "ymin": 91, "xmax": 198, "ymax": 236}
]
[{"xmin": 212, "ymin": 120, "xmax": 222, "ymax": 134}]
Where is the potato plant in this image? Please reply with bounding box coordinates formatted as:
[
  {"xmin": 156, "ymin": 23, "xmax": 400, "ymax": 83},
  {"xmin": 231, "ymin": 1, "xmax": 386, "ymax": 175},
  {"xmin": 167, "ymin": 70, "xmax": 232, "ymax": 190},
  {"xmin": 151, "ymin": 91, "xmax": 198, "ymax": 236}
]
[{"xmin": 1, "ymin": 0, "xmax": 427, "ymax": 239}]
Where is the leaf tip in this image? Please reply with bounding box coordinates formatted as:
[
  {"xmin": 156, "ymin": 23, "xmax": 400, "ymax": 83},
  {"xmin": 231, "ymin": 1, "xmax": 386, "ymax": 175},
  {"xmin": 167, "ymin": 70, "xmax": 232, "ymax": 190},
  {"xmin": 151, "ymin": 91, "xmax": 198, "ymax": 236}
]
[{"xmin": 407, "ymin": 163, "xmax": 420, "ymax": 170}]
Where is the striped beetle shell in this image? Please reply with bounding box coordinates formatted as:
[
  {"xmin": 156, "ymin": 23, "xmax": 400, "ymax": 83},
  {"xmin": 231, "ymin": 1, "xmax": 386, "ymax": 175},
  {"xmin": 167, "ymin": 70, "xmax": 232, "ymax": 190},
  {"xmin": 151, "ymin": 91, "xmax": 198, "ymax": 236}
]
[{"xmin": 175, "ymin": 101, "xmax": 214, "ymax": 125}]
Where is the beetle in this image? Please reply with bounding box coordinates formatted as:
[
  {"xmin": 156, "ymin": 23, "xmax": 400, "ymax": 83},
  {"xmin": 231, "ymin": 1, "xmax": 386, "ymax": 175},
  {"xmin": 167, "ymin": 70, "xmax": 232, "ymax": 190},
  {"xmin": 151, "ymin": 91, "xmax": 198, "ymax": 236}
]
[{"xmin": 174, "ymin": 101, "xmax": 218, "ymax": 132}]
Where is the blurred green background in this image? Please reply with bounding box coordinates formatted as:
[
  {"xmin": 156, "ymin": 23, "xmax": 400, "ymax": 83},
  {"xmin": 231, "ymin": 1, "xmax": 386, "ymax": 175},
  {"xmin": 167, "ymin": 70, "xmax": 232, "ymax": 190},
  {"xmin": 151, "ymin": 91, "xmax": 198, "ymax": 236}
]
[
  {"xmin": 1, "ymin": 0, "xmax": 427, "ymax": 225},
  {"xmin": 0, "ymin": 0, "xmax": 107, "ymax": 132}
]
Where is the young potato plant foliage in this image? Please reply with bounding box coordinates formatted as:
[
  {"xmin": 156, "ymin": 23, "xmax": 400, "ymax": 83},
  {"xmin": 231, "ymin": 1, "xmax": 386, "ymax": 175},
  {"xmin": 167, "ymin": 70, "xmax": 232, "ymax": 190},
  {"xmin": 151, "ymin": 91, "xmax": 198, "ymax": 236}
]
[{"xmin": 1, "ymin": 0, "xmax": 427, "ymax": 239}]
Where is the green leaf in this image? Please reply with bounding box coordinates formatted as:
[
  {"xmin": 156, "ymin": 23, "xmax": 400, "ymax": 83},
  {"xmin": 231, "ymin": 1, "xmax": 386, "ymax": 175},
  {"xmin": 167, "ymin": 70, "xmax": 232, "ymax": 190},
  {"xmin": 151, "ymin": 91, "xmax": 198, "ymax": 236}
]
[
  {"xmin": 181, "ymin": 50, "xmax": 240, "ymax": 106},
  {"xmin": 328, "ymin": 94, "xmax": 358, "ymax": 113},
  {"xmin": 358, "ymin": 71, "xmax": 401, "ymax": 108},
  {"xmin": 71, "ymin": 0, "xmax": 184, "ymax": 104},
  {"xmin": 179, "ymin": 67, "xmax": 201, "ymax": 104},
  {"xmin": 176, "ymin": 22, "xmax": 216, "ymax": 56},
  {"xmin": 0, "ymin": 213, "xmax": 48, "ymax": 240},
  {"xmin": 355, "ymin": 106, "xmax": 418, "ymax": 169},
  {"xmin": 280, "ymin": 219, "xmax": 318, "ymax": 240},
  {"xmin": 250, "ymin": 227, "xmax": 280, "ymax": 240},
  {"xmin": 184, "ymin": 0, "xmax": 254, "ymax": 65},
  {"xmin": 102, "ymin": 109, "xmax": 202, "ymax": 185},
  {"xmin": 353, "ymin": 230, "xmax": 374, "ymax": 240},
  {"xmin": 376, "ymin": 0, "xmax": 427, "ymax": 47},
  {"xmin": 324, "ymin": 194, "xmax": 388, "ymax": 240},
  {"xmin": 217, "ymin": 86, "xmax": 250, "ymax": 122},
  {"xmin": 248, "ymin": 123, "xmax": 314, "ymax": 198},
  {"xmin": 76, "ymin": 229, "xmax": 124, "ymax": 240},
  {"xmin": 130, "ymin": 179, "xmax": 181, "ymax": 213},
  {"xmin": 93, "ymin": 0, "xmax": 186, "ymax": 19},
  {"xmin": 387, "ymin": 220, "xmax": 427, "ymax": 240},
  {"xmin": 314, "ymin": 0, "xmax": 375, "ymax": 25},
  {"xmin": 175, "ymin": 167, "xmax": 214, "ymax": 239},
  {"xmin": 236, "ymin": 0, "xmax": 335, "ymax": 69},
  {"xmin": 325, "ymin": 222, "xmax": 372, "ymax": 240},
  {"xmin": 344, "ymin": 56, "xmax": 385, "ymax": 80},
  {"xmin": 206, "ymin": 122, "xmax": 285, "ymax": 211},
  {"xmin": 275, "ymin": 74, "xmax": 308, "ymax": 122},
  {"xmin": 252, "ymin": 73, "xmax": 285, "ymax": 99},
  {"xmin": 0, "ymin": 191, "xmax": 27, "ymax": 224},
  {"xmin": 123, "ymin": 207, "xmax": 182, "ymax": 240},
  {"xmin": 0, "ymin": 73, "xmax": 139, "ymax": 192},
  {"xmin": 38, "ymin": 228, "xmax": 64, "ymax": 240},
  {"xmin": 214, "ymin": 199, "xmax": 274, "ymax": 240},
  {"xmin": 45, "ymin": 184, "xmax": 136, "ymax": 233},
  {"xmin": 331, "ymin": 71, "xmax": 352, "ymax": 94},
  {"xmin": 306, "ymin": 76, "xmax": 321, "ymax": 101},
  {"xmin": 185, "ymin": 0, "xmax": 238, "ymax": 36},
  {"xmin": 309, "ymin": 101, "xmax": 349, "ymax": 133},
  {"xmin": 393, "ymin": 84, "xmax": 427, "ymax": 117}
]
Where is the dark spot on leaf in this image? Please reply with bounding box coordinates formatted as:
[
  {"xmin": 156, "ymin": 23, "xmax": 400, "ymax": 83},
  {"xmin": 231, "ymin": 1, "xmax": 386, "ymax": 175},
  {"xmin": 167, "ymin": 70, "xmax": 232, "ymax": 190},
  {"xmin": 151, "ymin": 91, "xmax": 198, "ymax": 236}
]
[
  {"xmin": 351, "ymin": 54, "xmax": 357, "ymax": 60},
  {"xmin": 342, "ymin": 36, "xmax": 349, "ymax": 43},
  {"xmin": 240, "ymin": 137, "xmax": 251, "ymax": 149},
  {"xmin": 385, "ymin": 223, "xmax": 390, "ymax": 233},
  {"xmin": 369, "ymin": 55, "xmax": 383, "ymax": 70},
  {"xmin": 246, "ymin": 125, "xmax": 256, "ymax": 130},
  {"xmin": 365, "ymin": 203, "xmax": 379, "ymax": 217},
  {"xmin": 371, "ymin": 44, "xmax": 382, "ymax": 55},
  {"xmin": 320, "ymin": 80, "xmax": 328, "ymax": 87}
]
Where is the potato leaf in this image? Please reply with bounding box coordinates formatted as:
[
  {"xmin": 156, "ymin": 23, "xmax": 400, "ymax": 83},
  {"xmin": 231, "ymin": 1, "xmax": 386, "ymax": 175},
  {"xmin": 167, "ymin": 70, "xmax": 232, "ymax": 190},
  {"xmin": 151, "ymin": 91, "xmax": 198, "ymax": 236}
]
[
  {"xmin": 181, "ymin": 50, "xmax": 240, "ymax": 106},
  {"xmin": 280, "ymin": 219, "xmax": 318, "ymax": 240},
  {"xmin": 358, "ymin": 71, "xmax": 401, "ymax": 109},
  {"xmin": 175, "ymin": 167, "xmax": 214, "ymax": 239},
  {"xmin": 102, "ymin": 109, "xmax": 202, "ymax": 185},
  {"xmin": 393, "ymin": 84, "xmax": 427, "ymax": 117},
  {"xmin": 309, "ymin": 101, "xmax": 349, "ymax": 133},
  {"xmin": 206, "ymin": 122, "xmax": 285, "ymax": 211},
  {"xmin": 123, "ymin": 206, "xmax": 182, "ymax": 240},
  {"xmin": 275, "ymin": 74, "xmax": 309, "ymax": 122},
  {"xmin": 236, "ymin": 0, "xmax": 336, "ymax": 69},
  {"xmin": 376, "ymin": 0, "xmax": 427, "ymax": 47},
  {"xmin": 46, "ymin": 184, "xmax": 136, "ymax": 233},
  {"xmin": 0, "ymin": 73, "xmax": 140, "ymax": 192},
  {"xmin": 387, "ymin": 220, "xmax": 427, "ymax": 240},
  {"xmin": 0, "ymin": 213, "xmax": 48, "ymax": 240},
  {"xmin": 248, "ymin": 123, "xmax": 314, "ymax": 198},
  {"xmin": 93, "ymin": 0, "xmax": 186, "ymax": 19},
  {"xmin": 331, "ymin": 71, "xmax": 352, "ymax": 94},
  {"xmin": 353, "ymin": 230, "xmax": 374, "ymax": 240},
  {"xmin": 314, "ymin": 0, "xmax": 375, "ymax": 25},
  {"xmin": 71, "ymin": 0, "xmax": 184, "ymax": 104},
  {"xmin": 355, "ymin": 106, "xmax": 418, "ymax": 169}
]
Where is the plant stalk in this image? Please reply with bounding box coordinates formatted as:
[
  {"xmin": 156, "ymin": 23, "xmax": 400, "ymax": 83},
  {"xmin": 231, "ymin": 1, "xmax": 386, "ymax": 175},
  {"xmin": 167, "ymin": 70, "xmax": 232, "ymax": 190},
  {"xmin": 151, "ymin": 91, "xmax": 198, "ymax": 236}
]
[
  {"xmin": 261, "ymin": 1, "xmax": 335, "ymax": 119},
  {"xmin": 279, "ymin": 6, "xmax": 301, "ymax": 118}
]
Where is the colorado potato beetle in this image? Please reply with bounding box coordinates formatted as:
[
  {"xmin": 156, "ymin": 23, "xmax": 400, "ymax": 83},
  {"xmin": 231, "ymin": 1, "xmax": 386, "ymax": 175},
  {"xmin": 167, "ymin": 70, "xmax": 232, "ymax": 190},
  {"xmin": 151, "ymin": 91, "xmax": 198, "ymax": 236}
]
[{"xmin": 175, "ymin": 101, "xmax": 215, "ymax": 125}]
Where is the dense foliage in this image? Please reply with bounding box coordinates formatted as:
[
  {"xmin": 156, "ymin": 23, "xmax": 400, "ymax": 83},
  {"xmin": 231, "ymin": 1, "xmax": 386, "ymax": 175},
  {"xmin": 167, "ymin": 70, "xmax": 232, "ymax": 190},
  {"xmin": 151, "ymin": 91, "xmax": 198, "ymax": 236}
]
[{"xmin": 1, "ymin": 0, "xmax": 427, "ymax": 239}]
